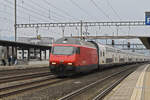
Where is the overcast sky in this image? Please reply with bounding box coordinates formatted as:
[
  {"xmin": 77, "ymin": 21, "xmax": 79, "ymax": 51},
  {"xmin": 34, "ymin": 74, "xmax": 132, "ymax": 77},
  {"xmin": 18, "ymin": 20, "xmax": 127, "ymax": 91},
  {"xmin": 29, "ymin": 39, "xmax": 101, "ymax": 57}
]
[{"xmin": 0, "ymin": 0, "xmax": 150, "ymax": 42}]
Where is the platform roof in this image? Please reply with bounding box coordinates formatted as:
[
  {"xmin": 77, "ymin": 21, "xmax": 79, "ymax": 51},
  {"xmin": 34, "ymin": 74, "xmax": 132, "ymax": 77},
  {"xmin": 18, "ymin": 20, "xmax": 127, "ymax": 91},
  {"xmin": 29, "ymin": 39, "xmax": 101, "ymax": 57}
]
[
  {"xmin": 0, "ymin": 40, "xmax": 51, "ymax": 50},
  {"xmin": 138, "ymin": 37, "xmax": 150, "ymax": 49}
]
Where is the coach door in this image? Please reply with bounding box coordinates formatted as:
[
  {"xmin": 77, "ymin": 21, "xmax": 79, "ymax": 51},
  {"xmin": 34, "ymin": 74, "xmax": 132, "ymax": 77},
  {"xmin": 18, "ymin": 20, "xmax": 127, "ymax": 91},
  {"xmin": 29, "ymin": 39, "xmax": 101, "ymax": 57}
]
[
  {"xmin": 100, "ymin": 50, "xmax": 104, "ymax": 64},
  {"xmin": 102, "ymin": 47, "xmax": 106, "ymax": 64}
]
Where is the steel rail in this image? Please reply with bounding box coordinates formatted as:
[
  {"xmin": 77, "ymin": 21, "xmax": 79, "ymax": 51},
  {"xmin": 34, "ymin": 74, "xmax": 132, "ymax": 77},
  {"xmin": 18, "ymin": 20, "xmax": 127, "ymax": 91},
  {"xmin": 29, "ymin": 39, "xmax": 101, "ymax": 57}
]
[
  {"xmin": 0, "ymin": 67, "xmax": 49, "ymax": 76},
  {"xmin": 93, "ymin": 68, "xmax": 135, "ymax": 100},
  {"xmin": 0, "ymin": 72, "xmax": 52, "ymax": 84},
  {"xmin": 0, "ymin": 76, "xmax": 67, "ymax": 98},
  {"xmin": 58, "ymin": 65, "xmax": 139, "ymax": 100}
]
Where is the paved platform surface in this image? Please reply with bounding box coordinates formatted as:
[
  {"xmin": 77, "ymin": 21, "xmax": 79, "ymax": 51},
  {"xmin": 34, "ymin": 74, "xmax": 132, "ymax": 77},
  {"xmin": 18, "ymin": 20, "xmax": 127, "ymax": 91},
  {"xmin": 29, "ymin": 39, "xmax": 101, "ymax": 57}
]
[
  {"xmin": 0, "ymin": 60, "xmax": 49, "ymax": 71},
  {"xmin": 104, "ymin": 64, "xmax": 150, "ymax": 100}
]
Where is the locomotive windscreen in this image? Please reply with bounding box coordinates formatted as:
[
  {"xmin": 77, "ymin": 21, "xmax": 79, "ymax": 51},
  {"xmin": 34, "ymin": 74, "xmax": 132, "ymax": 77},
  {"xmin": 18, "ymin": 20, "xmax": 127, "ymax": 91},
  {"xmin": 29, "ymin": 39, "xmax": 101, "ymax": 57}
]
[{"xmin": 52, "ymin": 46, "xmax": 76, "ymax": 55}]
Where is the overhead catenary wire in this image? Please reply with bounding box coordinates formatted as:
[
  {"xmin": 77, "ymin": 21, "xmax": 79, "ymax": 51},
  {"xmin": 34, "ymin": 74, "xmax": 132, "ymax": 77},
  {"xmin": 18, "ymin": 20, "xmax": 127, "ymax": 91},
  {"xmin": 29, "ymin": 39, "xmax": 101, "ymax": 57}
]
[
  {"xmin": 0, "ymin": 11, "xmax": 13, "ymax": 22},
  {"xmin": 43, "ymin": 0, "xmax": 79, "ymax": 21},
  {"xmin": 4, "ymin": 0, "xmax": 49, "ymax": 22},
  {"xmin": 0, "ymin": 4, "xmax": 17, "ymax": 32},
  {"xmin": 29, "ymin": 0, "xmax": 74, "ymax": 21},
  {"xmin": 25, "ymin": 0, "xmax": 64, "ymax": 21},
  {"xmin": 106, "ymin": 0, "xmax": 122, "ymax": 21},
  {"xmin": 1, "ymin": 0, "xmax": 50, "ymax": 39},
  {"xmin": 69, "ymin": 0, "xmax": 97, "ymax": 20},
  {"xmin": 19, "ymin": 1, "xmax": 61, "ymax": 22},
  {"xmin": 102, "ymin": 0, "xmax": 125, "ymax": 34},
  {"xmin": 90, "ymin": 0, "xmax": 127, "ymax": 36},
  {"xmin": 21, "ymin": 0, "xmax": 64, "ymax": 21},
  {"xmin": 1, "ymin": 0, "xmax": 145, "ymax": 41},
  {"xmin": 0, "ymin": 7, "xmax": 37, "ymax": 23},
  {"xmin": 4, "ymin": 0, "xmax": 60, "ymax": 22},
  {"xmin": 90, "ymin": 0, "xmax": 112, "ymax": 21}
]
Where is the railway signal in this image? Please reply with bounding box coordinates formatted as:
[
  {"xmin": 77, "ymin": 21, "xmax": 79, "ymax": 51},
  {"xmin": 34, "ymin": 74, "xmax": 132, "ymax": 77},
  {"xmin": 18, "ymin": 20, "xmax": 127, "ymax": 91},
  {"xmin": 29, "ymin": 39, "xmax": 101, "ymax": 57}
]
[{"xmin": 112, "ymin": 40, "xmax": 115, "ymax": 46}]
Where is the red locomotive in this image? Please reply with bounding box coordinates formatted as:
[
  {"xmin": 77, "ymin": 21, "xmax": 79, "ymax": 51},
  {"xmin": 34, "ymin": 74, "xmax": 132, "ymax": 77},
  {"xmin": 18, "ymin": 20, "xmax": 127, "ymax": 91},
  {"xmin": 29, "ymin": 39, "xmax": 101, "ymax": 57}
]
[{"xmin": 49, "ymin": 37, "xmax": 98, "ymax": 76}]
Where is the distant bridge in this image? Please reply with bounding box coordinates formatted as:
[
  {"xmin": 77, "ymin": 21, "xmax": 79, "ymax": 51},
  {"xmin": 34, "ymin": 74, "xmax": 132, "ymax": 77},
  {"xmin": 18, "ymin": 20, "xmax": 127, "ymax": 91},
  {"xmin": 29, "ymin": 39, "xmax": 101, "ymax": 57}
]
[{"xmin": 71, "ymin": 35, "xmax": 139, "ymax": 39}]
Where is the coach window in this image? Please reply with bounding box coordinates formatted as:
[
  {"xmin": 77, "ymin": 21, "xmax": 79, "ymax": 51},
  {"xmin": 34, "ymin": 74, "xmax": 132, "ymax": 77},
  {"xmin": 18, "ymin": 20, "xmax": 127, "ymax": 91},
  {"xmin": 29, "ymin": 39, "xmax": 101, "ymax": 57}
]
[{"xmin": 103, "ymin": 52, "xmax": 105, "ymax": 56}]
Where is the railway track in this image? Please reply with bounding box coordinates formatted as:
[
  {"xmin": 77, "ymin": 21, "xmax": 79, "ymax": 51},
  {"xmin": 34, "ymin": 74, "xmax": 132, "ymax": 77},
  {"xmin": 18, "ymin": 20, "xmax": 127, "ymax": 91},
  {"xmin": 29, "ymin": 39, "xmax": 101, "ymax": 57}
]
[
  {"xmin": 0, "ymin": 67, "xmax": 49, "ymax": 77},
  {"xmin": 58, "ymin": 64, "xmax": 139, "ymax": 100},
  {"xmin": 0, "ymin": 65, "xmax": 70, "ymax": 99},
  {"xmin": 0, "ymin": 66, "xmax": 65, "ymax": 98},
  {"xmin": 92, "ymin": 68, "xmax": 134, "ymax": 100},
  {"xmin": 0, "ymin": 74, "xmax": 67, "ymax": 98},
  {"xmin": 0, "ymin": 71, "xmax": 52, "ymax": 84},
  {"xmin": 0, "ymin": 64, "xmax": 142, "ymax": 99}
]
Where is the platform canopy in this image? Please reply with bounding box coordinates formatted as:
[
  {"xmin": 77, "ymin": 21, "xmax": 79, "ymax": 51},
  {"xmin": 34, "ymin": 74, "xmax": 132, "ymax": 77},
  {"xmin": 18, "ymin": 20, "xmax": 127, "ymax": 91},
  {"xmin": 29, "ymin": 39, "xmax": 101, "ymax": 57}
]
[
  {"xmin": 138, "ymin": 37, "xmax": 150, "ymax": 49},
  {"xmin": 0, "ymin": 40, "xmax": 51, "ymax": 50}
]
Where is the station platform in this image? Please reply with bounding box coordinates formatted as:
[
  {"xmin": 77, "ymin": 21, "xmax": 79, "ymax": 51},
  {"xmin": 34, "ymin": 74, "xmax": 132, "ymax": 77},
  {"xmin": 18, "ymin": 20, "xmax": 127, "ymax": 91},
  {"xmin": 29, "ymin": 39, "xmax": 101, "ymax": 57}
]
[
  {"xmin": 0, "ymin": 60, "xmax": 49, "ymax": 71},
  {"xmin": 104, "ymin": 64, "xmax": 150, "ymax": 100}
]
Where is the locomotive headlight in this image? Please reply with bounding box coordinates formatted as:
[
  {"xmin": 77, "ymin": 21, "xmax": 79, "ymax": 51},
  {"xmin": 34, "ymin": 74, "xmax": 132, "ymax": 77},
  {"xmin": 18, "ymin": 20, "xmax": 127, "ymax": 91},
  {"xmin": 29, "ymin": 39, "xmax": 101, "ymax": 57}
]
[
  {"xmin": 68, "ymin": 63, "xmax": 73, "ymax": 65},
  {"xmin": 51, "ymin": 62, "xmax": 56, "ymax": 65}
]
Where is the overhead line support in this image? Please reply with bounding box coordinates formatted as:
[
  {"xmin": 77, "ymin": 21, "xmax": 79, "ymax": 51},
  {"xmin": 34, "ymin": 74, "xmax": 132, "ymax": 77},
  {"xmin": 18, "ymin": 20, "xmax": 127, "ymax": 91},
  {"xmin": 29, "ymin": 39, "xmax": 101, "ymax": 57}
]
[
  {"xmin": 16, "ymin": 21, "xmax": 145, "ymax": 28},
  {"xmin": 80, "ymin": 20, "xmax": 83, "ymax": 38},
  {"xmin": 14, "ymin": 0, "xmax": 17, "ymax": 41}
]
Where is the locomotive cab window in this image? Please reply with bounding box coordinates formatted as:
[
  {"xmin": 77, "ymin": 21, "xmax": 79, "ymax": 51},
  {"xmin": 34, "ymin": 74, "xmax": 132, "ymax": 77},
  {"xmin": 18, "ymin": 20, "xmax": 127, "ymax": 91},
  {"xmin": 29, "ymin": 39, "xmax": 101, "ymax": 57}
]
[
  {"xmin": 76, "ymin": 47, "xmax": 80, "ymax": 54},
  {"xmin": 52, "ymin": 46, "xmax": 77, "ymax": 55}
]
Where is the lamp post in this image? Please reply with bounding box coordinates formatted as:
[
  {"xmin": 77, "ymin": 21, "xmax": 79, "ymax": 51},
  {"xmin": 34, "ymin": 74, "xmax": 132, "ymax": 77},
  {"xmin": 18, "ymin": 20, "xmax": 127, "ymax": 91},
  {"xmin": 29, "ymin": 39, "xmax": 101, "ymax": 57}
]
[{"xmin": 14, "ymin": 0, "xmax": 17, "ymax": 58}]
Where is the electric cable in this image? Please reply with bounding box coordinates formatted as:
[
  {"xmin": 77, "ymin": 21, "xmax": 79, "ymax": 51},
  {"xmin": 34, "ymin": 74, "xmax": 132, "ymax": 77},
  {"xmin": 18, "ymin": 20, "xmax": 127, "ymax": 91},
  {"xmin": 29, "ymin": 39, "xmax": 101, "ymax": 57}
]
[
  {"xmin": 90, "ymin": 0, "xmax": 112, "ymax": 21},
  {"xmin": 106, "ymin": 0, "xmax": 122, "ymax": 20},
  {"xmin": 43, "ymin": 0, "xmax": 79, "ymax": 21},
  {"xmin": 69, "ymin": 0, "xmax": 97, "ymax": 20}
]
